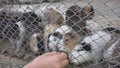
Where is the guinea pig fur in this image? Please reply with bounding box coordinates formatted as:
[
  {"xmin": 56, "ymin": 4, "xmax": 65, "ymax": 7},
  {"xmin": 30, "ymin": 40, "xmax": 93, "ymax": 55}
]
[
  {"xmin": 29, "ymin": 33, "xmax": 44, "ymax": 54},
  {"xmin": 102, "ymin": 27, "xmax": 120, "ymax": 51},
  {"xmin": 102, "ymin": 27, "xmax": 120, "ymax": 67},
  {"xmin": 0, "ymin": 10, "xmax": 26, "ymax": 51},
  {"xmin": 65, "ymin": 5, "xmax": 94, "ymax": 36},
  {"xmin": 44, "ymin": 8, "xmax": 64, "ymax": 25},
  {"xmin": 44, "ymin": 8, "xmax": 64, "ymax": 46},
  {"xmin": 45, "ymin": 25, "xmax": 81, "ymax": 53},
  {"xmin": 69, "ymin": 27, "xmax": 119, "ymax": 65},
  {"xmin": 3, "ymin": 21, "xmax": 25, "ymax": 51},
  {"xmin": 82, "ymin": 5, "xmax": 95, "ymax": 20},
  {"xmin": 0, "ymin": 10, "xmax": 22, "ymax": 38},
  {"xmin": 20, "ymin": 12, "xmax": 44, "ymax": 50}
]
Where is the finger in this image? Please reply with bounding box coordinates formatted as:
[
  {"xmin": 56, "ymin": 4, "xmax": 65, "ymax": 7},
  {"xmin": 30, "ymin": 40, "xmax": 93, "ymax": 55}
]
[
  {"xmin": 45, "ymin": 51, "xmax": 58, "ymax": 56},
  {"xmin": 58, "ymin": 52, "xmax": 68, "ymax": 61},
  {"xmin": 61, "ymin": 60, "xmax": 69, "ymax": 68}
]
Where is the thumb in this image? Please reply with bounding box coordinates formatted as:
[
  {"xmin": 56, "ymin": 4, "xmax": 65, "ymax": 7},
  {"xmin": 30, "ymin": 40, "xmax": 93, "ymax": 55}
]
[{"xmin": 44, "ymin": 52, "xmax": 59, "ymax": 56}]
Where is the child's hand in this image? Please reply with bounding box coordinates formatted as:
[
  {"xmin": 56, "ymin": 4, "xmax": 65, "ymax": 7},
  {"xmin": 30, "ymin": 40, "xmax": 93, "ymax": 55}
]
[{"xmin": 24, "ymin": 52, "xmax": 68, "ymax": 68}]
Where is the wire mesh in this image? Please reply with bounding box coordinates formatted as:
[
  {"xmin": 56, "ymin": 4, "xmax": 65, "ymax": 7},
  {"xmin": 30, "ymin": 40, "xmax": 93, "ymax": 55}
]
[{"xmin": 0, "ymin": 0, "xmax": 120, "ymax": 68}]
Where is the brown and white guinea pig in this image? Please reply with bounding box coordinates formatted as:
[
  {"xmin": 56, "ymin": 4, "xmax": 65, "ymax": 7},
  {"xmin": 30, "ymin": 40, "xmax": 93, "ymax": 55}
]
[
  {"xmin": 20, "ymin": 12, "xmax": 44, "ymax": 38},
  {"xmin": 0, "ymin": 10, "xmax": 22, "ymax": 38},
  {"xmin": 69, "ymin": 27, "xmax": 120, "ymax": 65},
  {"xmin": 65, "ymin": 5, "xmax": 94, "ymax": 36},
  {"xmin": 81, "ymin": 5, "xmax": 95, "ymax": 20},
  {"xmin": 43, "ymin": 8, "xmax": 64, "ymax": 46},
  {"xmin": 4, "ymin": 21, "xmax": 26, "ymax": 51},
  {"xmin": 29, "ymin": 33, "xmax": 44, "ymax": 54},
  {"xmin": 44, "ymin": 8, "xmax": 64, "ymax": 25},
  {"xmin": 45, "ymin": 25, "xmax": 81, "ymax": 53},
  {"xmin": 0, "ymin": 10, "xmax": 43, "ymax": 51},
  {"xmin": 0, "ymin": 10, "xmax": 25, "ymax": 51},
  {"xmin": 19, "ymin": 12, "xmax": 44, "ymax": 53}
]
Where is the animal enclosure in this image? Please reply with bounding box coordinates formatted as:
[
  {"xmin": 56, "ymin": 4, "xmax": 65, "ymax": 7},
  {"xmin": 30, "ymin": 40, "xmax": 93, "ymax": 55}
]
[{"xmin": 0, "ymin": 0, "xmax": 120, "ymax": 68}]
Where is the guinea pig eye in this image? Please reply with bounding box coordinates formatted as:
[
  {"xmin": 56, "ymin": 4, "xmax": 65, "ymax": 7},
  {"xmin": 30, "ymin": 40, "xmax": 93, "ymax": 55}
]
[
  {"xmin": 81, "ymin": 42, "xmax": 86, "ymax": 45},
  {"xmin": 67, "ymin": 9, "xmax": 74, "ymax": 17},
  {"xmin": 77, "ymin": 49, "xmax": 81, "ymax": 52},
  {"xmin": 65, "ymin": 39, "xmax": 69, "ymax": 41}
]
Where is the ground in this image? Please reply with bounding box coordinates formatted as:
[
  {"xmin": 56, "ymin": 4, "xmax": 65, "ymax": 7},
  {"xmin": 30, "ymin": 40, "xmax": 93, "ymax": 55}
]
[
  {"xmin": 0, "ymin": 39, "xmax": 35, "ymax": 68},
  {"xmin": 0, "ymin": 54, "xmax": 27, "ymax": 68}
]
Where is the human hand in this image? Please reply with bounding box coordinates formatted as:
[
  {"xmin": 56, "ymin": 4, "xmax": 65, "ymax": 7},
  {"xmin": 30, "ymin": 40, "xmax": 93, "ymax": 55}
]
[{"xmin": 24, "ymin": 52, "xmax": 68, "ymax": 68}]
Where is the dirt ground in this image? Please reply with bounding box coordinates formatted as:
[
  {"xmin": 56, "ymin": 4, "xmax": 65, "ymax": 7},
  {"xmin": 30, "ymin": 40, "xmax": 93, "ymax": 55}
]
[
  {"xmin": 0, "ymin": 39, "xmax": 38, "ymax": 68},
  {"xmin": 0, "ymin": 54, "xmax": 27, "ymax": 68},
  {"xmin": 0, "ymin": 0, "xmax": 120, "ymax": 68}
]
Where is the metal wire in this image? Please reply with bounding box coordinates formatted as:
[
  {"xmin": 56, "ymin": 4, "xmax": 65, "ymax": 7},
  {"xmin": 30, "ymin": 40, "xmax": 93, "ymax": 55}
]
[{"xmin": 0, "ymin": 0, "xmax": 120, "ymax": 68}]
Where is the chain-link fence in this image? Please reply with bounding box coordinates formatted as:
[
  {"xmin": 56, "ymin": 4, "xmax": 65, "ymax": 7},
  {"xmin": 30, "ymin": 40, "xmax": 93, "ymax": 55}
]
[{"xmin": 0, "ymin": 0, "xmax": 120, "ymax": 68}]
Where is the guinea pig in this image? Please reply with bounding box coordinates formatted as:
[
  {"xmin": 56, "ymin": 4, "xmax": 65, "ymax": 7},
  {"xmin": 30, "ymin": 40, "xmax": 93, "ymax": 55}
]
[
  {"xmin": 3, "ymin": 21, "xmax": 25, "ymax": 51},
  {"xmin": 44, "ymin": 8, "xmax": 64, "ymax": 46},
  {"xmin": 44, "ymin": 8, "xmax": 64, "ymax": 25},
  {"xmin": 45, "ymin": 25, "xmax": 81, "ymax": 53},
  {"xmin": 29, "ymin": 33, "xmax": 44, "ymax": 54},
  {"xmin": 0, "ymin": 11, "xmax": 44, "ymax": 51},
  {"xmin": 20, "ymin": 12, "xmax": 44, "ymax": 37},
  {"xmin": 65, "ymin": 5, "xmax": 94, "ymax": 36},
  {"xmin": 0, "ymin": 10, "xmax": 22, "ymax": 38},
  {"xmin": 19, "ymin": 12, "xmax": 44, "ymax": 52},
  {"xmin": 0, "ymin": 10, "xmax": 25, "ymax": 51},
  {"xmin": 69, "ymin": 27, "xmax": 120, "ymax": 65},
  {"xmin": 81, "ymin": 5, "xmax": 95, "ymax": 20}
]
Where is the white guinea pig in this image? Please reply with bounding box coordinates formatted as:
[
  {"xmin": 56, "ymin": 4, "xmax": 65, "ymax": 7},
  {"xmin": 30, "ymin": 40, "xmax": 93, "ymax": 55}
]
[{"xmin": 69, "ymin": 27, "xmax": 120, "ymax": 65}]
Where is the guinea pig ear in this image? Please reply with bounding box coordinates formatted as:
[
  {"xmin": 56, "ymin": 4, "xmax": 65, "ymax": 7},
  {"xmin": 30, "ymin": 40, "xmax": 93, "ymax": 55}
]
[
  {"xmin": 83, "ymin": 5, "xmax": 95, "ymax": 17},
  {"xmin": 66, "ymin": 5, "xmax": 81, "ymax": 17},
  {"xmin": 103, "ymin": 27, "xmax": 120, "ymax": 34},
  {"xmin": 44, "ymin": 8, "xmax": 54, "ymax": 15},
  {"xmin": 83, "ymin": 5, "xmax": 94, "ymax": 12},
  {"xmin": 69, "ymin": 5, "xmax": 81, "ymax": 12},
  {"xmin": 44, "ymin": 8, "xmax": 54, "ymax": 18}
]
